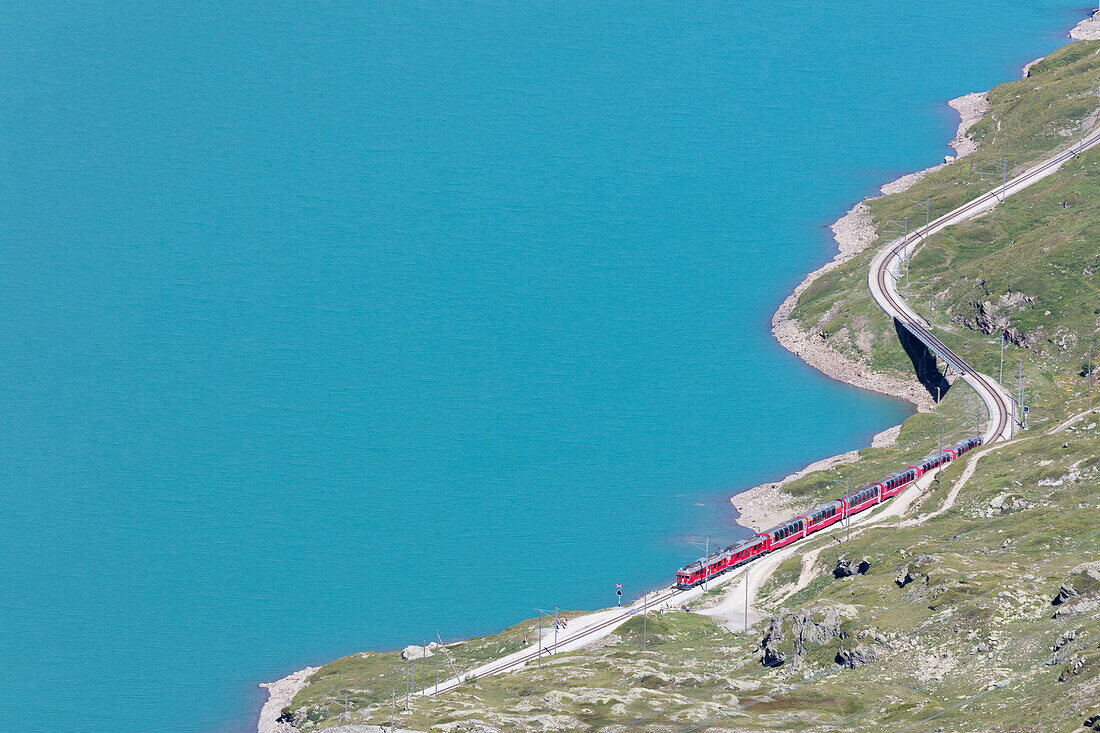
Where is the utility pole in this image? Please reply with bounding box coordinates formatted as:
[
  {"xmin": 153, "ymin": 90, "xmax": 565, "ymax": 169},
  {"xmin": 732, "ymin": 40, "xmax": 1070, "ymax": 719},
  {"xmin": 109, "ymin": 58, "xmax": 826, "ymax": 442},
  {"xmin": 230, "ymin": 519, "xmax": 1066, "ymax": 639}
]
[
  {"xmin": 536, "ymin": 609, "xmax": 543, "ymax": 667},
  {"xmin": 642, "ymin": 591, "xmax": 648, "ymax": 652},
  {"xmin": 915, "ymin": 198, "xmax": 931, "ymax": 240},
  {"xmin": 999, "ymin": 333, "xmax": 1005, "ymax": 385},
  {"xmin": 844, "ymin": 477, "xmax": 850, "ymax": 543},
  {"xmin": 535, "ymin": 607, "xmax": 559, "ymax": 657},
  {"xmin": 1089, "ymin": 342, "xmax": 1093, "ymax": 412},
  {"xmin": 1017, "ymin": 357, "xmax": 1027, "ymax": 429},
  {"xmin": 744, "ymin": 566, "xmax": 749, "ymax": 632},
  {"xmin": 434, "ymin": 635, "xmax": 439, "ymax": 694},
  {"xmin": 935, "ymin": 384, "xmax": 944, "ymax": 443},
  {"xmin": 388, "ymin": 664, "xmax": 407, "ymax": 712},
  {"xmin": 886, "ymin": 217, "xmax": 911, "ymax": 287},
  {"xmin": 554, "ymin": 607, "xmax": 559, "ymax": 653},
  {"xmin": 389, "ymin": 663, "xmax": 411, "ymax": 711},
  {"xmin": 435, "ymin": 630, "xmax": 461, "ymax": 689},
  {"xmin": 976, "ymin": 159, "xmax": 1008, "ymax": 202},
  {"xmin": 703, "ymin": 536, "xmax": 708, "ymax": 591},
  {"xmin": 688, "ymin": 537, "xmax": 712, "ymax": 592},
  {"xmin": 830, "ymin": 476, "xmax": 851, "ymax": 542},
  {"xmin": 905, "ymin": 278, "xmax": 932, "ymax": 310}
]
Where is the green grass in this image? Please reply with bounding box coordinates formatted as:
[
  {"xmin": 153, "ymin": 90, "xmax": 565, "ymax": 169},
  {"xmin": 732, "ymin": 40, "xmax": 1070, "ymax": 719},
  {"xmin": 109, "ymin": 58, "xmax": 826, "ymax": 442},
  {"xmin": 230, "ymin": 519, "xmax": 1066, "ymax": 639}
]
[
  {"xmin": 790, "ymin": 41, "xmax": 1100, "ymax": 435},
  {"xmin": 282, "ymin": 38, "xmax": 1100, "ymax": 733}
]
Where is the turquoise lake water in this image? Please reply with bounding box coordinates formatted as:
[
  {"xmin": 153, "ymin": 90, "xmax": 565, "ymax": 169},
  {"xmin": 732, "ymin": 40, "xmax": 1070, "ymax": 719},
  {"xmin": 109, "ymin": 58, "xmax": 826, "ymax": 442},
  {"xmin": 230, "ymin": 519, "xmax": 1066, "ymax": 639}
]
[{"xmin": 0, "ymin": 2, "xmax": 1086, "ymax": 731}]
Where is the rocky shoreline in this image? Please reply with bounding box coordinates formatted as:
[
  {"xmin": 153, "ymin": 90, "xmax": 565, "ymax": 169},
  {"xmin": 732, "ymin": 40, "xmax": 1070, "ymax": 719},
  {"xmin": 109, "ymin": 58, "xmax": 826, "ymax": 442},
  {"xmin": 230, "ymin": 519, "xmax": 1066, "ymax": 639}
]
[
  {"xmin": 259, "ymin": 667, "xmax": 320, "ymax": 733},
  {"xmin": 734, "ymin": 14, "xmax": 1100, "ymax": 531},
  {"xmin": 733, "ymin": 86, "xmax": 991, "ymax": 530},
  {"xmin": 256, "ymin": 13, "xmax": 1098, "ymax": 732},
  {"xmin": 1071, "ymin": 10, "xmax": 1100, "ymax": 41}
]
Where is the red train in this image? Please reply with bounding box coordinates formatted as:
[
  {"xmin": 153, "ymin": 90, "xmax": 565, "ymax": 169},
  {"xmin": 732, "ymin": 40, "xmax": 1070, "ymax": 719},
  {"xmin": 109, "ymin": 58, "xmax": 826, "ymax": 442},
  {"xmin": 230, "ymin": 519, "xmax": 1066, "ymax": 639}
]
[{"xmin": 674, "ymin": 435, "xmax": 982, "ymax": 589}]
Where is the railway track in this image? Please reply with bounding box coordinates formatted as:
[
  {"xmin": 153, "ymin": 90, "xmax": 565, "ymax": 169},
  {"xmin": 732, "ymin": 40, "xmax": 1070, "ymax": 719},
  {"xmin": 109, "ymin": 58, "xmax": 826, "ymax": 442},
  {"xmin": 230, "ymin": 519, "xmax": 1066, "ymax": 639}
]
[
  {"xmin": 870, "ymin": 125, "xmax": 1100, "ymax": 444},
  {"xmin": 418, "ymin": 125, "xmax": 1100, "ymax": 702},
  {"xmin": 423, "ymin": 585, "xmax": 686, "ymax": 696}
]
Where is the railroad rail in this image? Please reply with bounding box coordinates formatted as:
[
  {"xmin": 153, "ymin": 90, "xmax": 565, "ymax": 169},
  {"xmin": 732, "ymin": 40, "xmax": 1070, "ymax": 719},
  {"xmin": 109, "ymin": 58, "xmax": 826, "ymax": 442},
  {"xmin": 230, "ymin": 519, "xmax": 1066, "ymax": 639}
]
[
  {"xmin": 415, "ymin": 123, "xmax": 1100, "ymax": 701},
  {"xmin": 870, "ymin": 123, "xmax": 1100, "ymax": 444}
]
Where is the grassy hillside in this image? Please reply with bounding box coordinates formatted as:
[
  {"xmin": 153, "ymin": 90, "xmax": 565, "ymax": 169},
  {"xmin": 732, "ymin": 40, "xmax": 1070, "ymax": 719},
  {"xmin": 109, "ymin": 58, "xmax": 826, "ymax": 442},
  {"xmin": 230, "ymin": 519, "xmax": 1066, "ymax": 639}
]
[
  {"xmin": 285, "ymin": 424, "xmax": 1100, "ymax": 731},
  {"xmin": 792, "ymin": 40, "xmax": 1100, "ymax": 431},
  {"xmin": 281, "ymin": 40, "xmax": 1100, "ymax": 733}
]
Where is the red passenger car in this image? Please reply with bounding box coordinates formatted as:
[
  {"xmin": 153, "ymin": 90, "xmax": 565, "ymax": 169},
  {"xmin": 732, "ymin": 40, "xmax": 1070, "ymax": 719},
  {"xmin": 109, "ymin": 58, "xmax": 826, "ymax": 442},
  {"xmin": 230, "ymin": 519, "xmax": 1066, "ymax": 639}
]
[
  {"xmin": 879, "ymin": 466, "xmax": 918, "ymax": 499},
  {"xmin": 762, "ymin": 517, "xmax": 805, "ymax": 551},
  {"xmin": 675, "ymin": 551, "xmax": 727, "ymax": 589},
  {"xmin": 802, "ymin": 499, "xmax": 845, "ymax": 535},
  {"xmin": 844, "ymin": 484, "xmax": 880, "ymax": 516},
  {"xmin": 724, "ymin": 535, "xmax": 768, "ymax": 568},
  {"xmin": 671, "ymin": 435, "xmax": 986, "ymax": 589}
]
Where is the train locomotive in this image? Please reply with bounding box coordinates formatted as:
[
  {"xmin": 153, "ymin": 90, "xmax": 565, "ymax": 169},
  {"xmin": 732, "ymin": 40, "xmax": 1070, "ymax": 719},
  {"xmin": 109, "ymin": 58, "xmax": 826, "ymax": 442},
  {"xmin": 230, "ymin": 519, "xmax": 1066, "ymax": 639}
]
[{"xmin": 674, "ymin": 435, "xmax": 982, "ymax": 589}]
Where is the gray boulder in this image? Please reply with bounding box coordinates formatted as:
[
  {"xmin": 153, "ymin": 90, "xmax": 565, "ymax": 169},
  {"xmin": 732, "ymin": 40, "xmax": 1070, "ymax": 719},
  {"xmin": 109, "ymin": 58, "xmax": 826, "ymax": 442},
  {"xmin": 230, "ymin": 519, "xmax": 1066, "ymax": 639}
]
[
  {"xmin": 833, "ymin": 557, "xmax": 871, "ymax": 578},
  {"xmin": 835, "ymin": 645, "xmax": 879, "ymax": 668},
  {"xmin": 1052, "ymin": 584, "xmax": 1079, "ymax": 606},
  {"xmin": 896, "ymin": 554, "xmax": 935, "ymax": 588}
]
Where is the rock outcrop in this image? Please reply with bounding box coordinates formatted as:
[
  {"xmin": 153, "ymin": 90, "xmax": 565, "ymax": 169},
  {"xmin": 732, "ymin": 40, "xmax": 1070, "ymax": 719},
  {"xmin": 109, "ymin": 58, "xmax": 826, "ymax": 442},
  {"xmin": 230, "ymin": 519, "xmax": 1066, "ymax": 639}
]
[
  {"xmin": 1053, "ymin": 584, "xmax": 1080, "ymax": 606},
  {"xmin": 759, "ymin": 606, "xmax": 849, "ymax": 668},
  {"xmin": 835, "ymin": 645, "xmax": 880, "ymax": 669},
  {"xmin": 951, "ymin": 291, "xmax": 1037, "ymax": 348},
  {"xmin": 258, "ymin": 666, "xmax": 320, "ymax": 733},
  {"xmin": 896, "ymin": 555, "xmax": 936, "ymax": 588},
  {"xmin": 401, "ymin": 641, "xmax": 439, "ymax": 660},
  {"xmin": 833, "ymin": 557, "xmax": 872, "ymax": 579}
]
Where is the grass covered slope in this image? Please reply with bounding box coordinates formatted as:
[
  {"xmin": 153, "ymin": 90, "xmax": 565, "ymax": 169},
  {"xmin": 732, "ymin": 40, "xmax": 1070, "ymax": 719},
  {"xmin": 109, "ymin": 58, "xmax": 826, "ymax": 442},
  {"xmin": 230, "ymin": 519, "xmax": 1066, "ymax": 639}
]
[
  {"xmin": 792, "ymin": 40, "xmax": 1100, "ymax": 425},
  {"xmin": 286, "ymin": 424, "xmax": 1100, "ymax": 731},
  {"xmin": 280, "ymin": 40, "xmax": 1100, "ymax": 733}
]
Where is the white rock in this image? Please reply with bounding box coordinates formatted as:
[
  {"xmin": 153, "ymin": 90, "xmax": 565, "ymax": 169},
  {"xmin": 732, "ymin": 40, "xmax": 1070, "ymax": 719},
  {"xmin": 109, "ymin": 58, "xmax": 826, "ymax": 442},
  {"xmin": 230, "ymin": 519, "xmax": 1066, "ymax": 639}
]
[
  {"xmin": 1071, "ymin": 10, "xmax": 1100, "ymax": 41},
  {"xmin": 401, "ymin": 643, "xmax": 435, "ymax": 660}
]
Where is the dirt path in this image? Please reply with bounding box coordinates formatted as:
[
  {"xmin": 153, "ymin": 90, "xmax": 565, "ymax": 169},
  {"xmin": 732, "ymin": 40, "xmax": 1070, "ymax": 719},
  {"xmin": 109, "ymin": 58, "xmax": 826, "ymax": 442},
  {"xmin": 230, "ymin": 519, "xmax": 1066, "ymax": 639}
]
[{"xmin": 700, "ymin": 462, "xmax": 947, "ymax": 631}]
